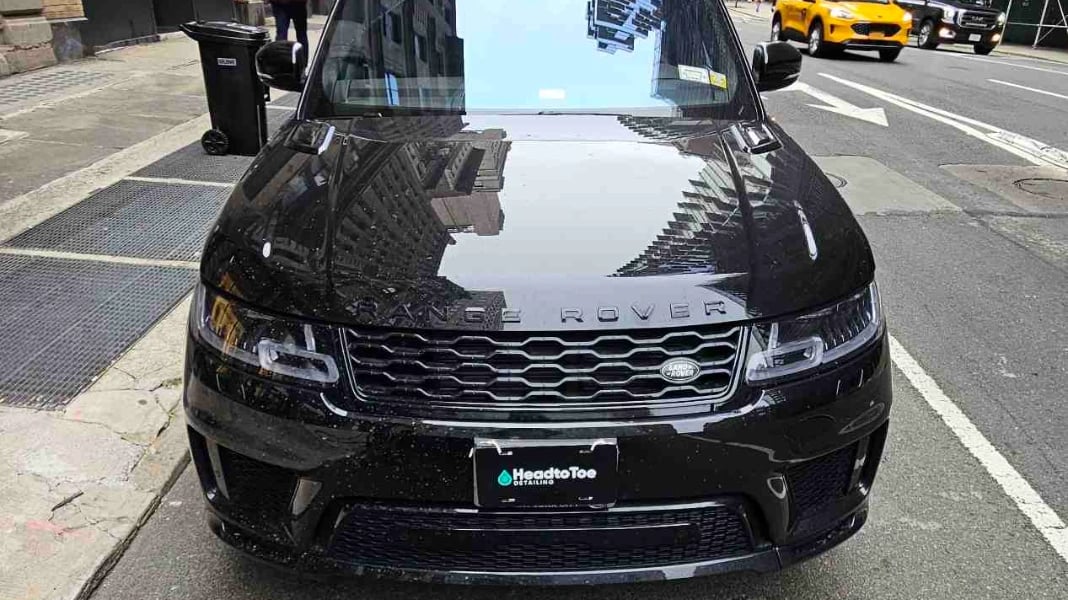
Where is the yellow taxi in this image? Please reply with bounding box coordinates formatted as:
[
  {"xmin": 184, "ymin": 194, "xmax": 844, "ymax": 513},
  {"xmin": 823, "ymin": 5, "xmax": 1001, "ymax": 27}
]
[{"xmin": 771, "ymin": 0, "xmax": 913, "ymax": 62}]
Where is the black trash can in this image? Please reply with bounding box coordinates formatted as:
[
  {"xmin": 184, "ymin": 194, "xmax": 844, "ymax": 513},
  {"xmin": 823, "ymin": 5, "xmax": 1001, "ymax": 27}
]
[{"xmin": 180, "ymin": 21, "xmax": 270, "ymax": 156}]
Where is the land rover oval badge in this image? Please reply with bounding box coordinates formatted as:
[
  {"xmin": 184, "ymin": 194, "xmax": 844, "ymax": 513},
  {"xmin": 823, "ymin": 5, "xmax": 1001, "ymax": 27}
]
[{"xmin": 660, "ymin": 358, "xmax": 701, "ymax": 383}]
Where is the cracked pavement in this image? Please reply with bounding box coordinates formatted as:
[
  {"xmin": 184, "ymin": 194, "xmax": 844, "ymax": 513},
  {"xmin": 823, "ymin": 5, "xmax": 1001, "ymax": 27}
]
[{"xmin": 0, "ymin": 299, "xmax": 190, "ymax": 600}]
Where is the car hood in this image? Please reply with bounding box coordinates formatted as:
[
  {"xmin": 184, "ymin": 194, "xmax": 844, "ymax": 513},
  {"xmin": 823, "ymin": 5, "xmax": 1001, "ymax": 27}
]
[
  {"xmin": 836, "ymin": 2, "xmax": 907, "ymax": 18},
  {"xmin": 202, "ymin": 115, "xmax": 874, "ymax": 332}
]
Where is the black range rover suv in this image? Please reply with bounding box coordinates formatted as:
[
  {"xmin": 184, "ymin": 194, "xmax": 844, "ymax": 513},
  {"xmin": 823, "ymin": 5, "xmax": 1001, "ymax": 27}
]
[{"xmin": 184, "ymin": 0, "xmax": 891, "ymax": 584}]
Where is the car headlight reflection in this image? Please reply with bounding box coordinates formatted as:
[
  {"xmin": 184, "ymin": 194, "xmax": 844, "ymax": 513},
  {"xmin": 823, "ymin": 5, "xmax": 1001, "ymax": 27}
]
[
  {"xmin": 746, "ymin": 283, "xmax": 883, "ymax": 384},
  {"xmin": 192, "ymin": 284, "xmax": 340, "ymax": 384}
]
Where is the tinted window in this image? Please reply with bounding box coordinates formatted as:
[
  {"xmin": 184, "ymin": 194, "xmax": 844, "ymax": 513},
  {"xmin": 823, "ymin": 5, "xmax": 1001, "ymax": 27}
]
[{"xmin": 309, "ymin": 0, "xmax": 759, "ymax": 121}]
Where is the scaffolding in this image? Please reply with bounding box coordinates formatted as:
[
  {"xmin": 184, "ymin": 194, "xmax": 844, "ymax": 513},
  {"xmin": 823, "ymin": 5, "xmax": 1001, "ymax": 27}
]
[{"xmin": 1005, "ymin": 0, "xmax": 1068, "ymax": 47}]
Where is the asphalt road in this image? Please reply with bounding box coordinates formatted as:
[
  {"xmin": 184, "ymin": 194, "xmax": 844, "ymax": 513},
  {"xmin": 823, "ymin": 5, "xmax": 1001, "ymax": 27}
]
[{"xmin": 90, "ymin": 11, "xmax": 1068, "ymax": 599}]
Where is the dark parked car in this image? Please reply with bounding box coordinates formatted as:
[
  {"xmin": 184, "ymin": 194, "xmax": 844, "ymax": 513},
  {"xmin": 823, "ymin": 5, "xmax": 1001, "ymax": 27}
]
[
  {"xmin": 183, "ymin": 0, "xmax": 891, "ymax": 584},
  {"xmin": 897, "ymin": 0, "xmax": 1007, "ymax": 54}
]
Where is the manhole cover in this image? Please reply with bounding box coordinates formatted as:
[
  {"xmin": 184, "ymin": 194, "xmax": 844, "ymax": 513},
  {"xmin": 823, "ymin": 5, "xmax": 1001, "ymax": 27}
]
[
  {"xmin": 1014, "ymin": 178, "xmax": 1068, "ymax": 200},
  {"xmin": 825, "ymin": 172, "xmax": 847, "ymax": 189}
]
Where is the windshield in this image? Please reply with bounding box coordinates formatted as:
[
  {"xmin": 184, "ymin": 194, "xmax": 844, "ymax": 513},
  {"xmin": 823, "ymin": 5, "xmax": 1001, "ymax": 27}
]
[{"xmin": 305, "ymin": 0, "xmax": 760, "ymax": 121}]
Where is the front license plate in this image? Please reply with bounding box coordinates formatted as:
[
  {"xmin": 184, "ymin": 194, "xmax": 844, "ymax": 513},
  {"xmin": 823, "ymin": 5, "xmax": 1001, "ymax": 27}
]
[
  {"xmin": 969, "ymin": 33, "xmax": 982, "ymax": 41},
  {"xmin": 473, "ymin": 439, "xmax": 618, "ymax": 508}
]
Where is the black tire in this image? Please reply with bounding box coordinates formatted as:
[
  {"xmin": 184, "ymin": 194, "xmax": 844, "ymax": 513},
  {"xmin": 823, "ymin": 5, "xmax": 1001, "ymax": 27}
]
[
  {"xmin": 202, "ymin": 129, "xmax": 229, "ymax": 156},
  {"xmin": 771, "ymin": 15, "xmax": 785, "ymax": 42},
  {"xmin": 879, "ymin": 48, "xmax": 902, "ymax": 62},
  {"xmin": 808, "ymin": 21, "xmax": 832, "ymax": 58},
  {"xmin": 974, "ymin": 43, "xmax": 996, "ymax": 55},
  {"xmin": 917, "ymin": 20, "xmax": 939, "ymax": 49}
]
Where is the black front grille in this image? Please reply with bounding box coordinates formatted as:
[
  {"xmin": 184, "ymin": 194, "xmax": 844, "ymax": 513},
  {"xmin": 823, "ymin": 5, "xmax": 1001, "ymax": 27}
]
[
  {"xmin": 851, "ymin": 23, "xmax": 901, "ymax": 36},
  {"xmin": 786, "ymin": 444, "xmax": 857, "ymax": 519},
  {"xmin": 960, "ymin": 11, "xmax": 998, "ymax": 29},
  {"xmin": 343, "ymin": 325, "xmax": 743, "ymax": 414},
  {"xmin": 328, "ymin": 503, "xmax": 753, "ymax": 572}
]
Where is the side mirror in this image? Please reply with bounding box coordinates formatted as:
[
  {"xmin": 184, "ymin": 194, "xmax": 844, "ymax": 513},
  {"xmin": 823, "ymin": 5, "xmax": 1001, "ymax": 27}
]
[
  {"xmin": 256, "ymin": 40, "xmax": 307, "ymax": 92},
  {"xmin": 752, "ymin": 42, "xmax": 802, "ymax": 92}
]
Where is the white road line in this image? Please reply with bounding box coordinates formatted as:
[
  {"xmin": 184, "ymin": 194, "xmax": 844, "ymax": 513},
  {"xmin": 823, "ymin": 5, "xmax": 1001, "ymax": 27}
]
[
  {"xmin": 889, "ymin": 335, "xmax": 1068, "ymax": 564},
  {"xmin": 988, "ymin": 78, "xmax": 1068, "ymax": 101},
  {"xmin": 126, "ymin": 175, "xmax": 234, "ymax": 188},
  {"xmin": 818, "ymin": 73, "xmax": 1068, "ymax": 169},
  {"xmin": 944, "ymin": 53, "xmax": 1068, "ymax": 77},
  {"xmin": 0, "ymin": 247, "xmax": 200, "ymax": 269}
]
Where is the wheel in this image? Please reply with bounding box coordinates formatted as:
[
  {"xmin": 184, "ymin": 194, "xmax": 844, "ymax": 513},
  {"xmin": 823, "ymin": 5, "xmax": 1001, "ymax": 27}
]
[
  {"xmin": 917, "ymin": 20, "xmax": 939, "ymax": 49},
  {"xmin": 201, "ymin": 129, "xmax": 229, "ymax": 156},
  {"xmin": 808, "ymin": 21, "xmax": 832, "ymax": 57},
  {"xmin": 771, "ymin": 15, "xmax": 785, "ymax": 42},
  {"xmin": 974, "ymin": 43, "xmax": 996, "ymax": 55},
  {"xmin": 879, "ymin": 48, "xmax": 902, "ymax": 62}
]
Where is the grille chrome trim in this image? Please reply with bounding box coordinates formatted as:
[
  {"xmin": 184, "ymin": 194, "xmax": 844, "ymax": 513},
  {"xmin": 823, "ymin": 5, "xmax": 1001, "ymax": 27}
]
[
  {"xmin": 341, "ymin": 325, "xmax": 746, "ymax": 415},
  {"xmin": 960, "ymin": 11, "xmax": 998, "ymax": 30}
]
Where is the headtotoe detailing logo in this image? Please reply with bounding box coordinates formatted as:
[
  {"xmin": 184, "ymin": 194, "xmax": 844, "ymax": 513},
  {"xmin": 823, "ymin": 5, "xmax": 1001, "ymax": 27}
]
[
  {"xmin": 497, "ymin": 470, "xmax": 514, "ymax": 486},
  {"xmin": 496, "ymin": 466, "xmax": 598, "ymax": 487}
]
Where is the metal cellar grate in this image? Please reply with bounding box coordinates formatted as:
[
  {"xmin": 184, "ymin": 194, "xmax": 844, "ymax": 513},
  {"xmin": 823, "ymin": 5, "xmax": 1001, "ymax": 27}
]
[
  {"xmin": 0, "ymin": 254, "xmax": 195, "ymax": 409},
  {"xmin": 3, "ymin": 180, "xmax": 229, "ymax": 262},
  {"xmin": 0, "ymin": 69, "xmax": 114, "ymax": 108},
  {"xmin": 133, "ymin": 142, "xmax": 254, "ymax": 184}
]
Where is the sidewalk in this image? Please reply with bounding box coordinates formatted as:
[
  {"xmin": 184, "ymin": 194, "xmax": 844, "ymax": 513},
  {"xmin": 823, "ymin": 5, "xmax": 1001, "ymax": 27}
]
[
  {"xmin": 0, "ymin": 21, "xmax": 320, "ymax": 600},
  {"xmin": 994, "ymin": 43, "xmax": 1068, "ymax": 65}
]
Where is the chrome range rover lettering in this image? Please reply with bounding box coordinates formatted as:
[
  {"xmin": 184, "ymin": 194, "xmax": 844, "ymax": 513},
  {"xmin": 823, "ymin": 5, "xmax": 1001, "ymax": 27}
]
[{"xmin": 348, "ymin": 300, "xmax": 730, "ymax": 325}]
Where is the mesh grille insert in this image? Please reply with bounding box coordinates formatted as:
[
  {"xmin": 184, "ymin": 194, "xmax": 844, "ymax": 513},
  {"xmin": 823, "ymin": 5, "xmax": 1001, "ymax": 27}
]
[
  {"xmin": 786, "ymin": 444, "xmax": 857, "ymax": 519},
  {"xmin": 329, "ymin": 503, "xmax": 753, "ymax": 572}
]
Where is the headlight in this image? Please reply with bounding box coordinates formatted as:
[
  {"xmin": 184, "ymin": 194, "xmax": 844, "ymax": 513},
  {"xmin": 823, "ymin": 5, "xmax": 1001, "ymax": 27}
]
[
  {"xmin": 192, "ymin": 284, "xmax": 340, "ymax": 384},
  {"xmin": 746, "ymin": 283, "xmax": 883, "ymax": 384},
  {"xmin": 902, "ymin": 11, "xmax": 913, "ymax": 22},
  {"xmin": 830, "ymin": 8, "xmax": 854, "ymax": 19},
  {"xmin": 997, "ymin": 11, "xmax": 1007, "ymax": 24},
  {"xmin": 942, "ymin": 7, "xmax": 957, "ymax": 22}
]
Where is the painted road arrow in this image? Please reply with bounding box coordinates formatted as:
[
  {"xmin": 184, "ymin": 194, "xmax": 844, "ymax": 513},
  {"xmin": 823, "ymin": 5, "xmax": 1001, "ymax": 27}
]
[{"xmin": 788, "ymin": 81, "xmax": 889, "ymax": 127}]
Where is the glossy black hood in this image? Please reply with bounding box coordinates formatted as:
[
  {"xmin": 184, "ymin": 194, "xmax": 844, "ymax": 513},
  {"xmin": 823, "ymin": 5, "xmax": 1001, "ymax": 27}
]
[{"xmin": 201, "ymin": 115, "xmax": 874, "ymax": 331}]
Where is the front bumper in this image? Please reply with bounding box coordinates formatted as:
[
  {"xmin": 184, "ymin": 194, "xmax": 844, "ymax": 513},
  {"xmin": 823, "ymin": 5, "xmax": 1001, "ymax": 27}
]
[
  {"xmin": 825, "ymin": 19, "xmax": 909, "ymax": 48},
  {"xmin": 938, "ymin": 26, "xmax": 1003, "ymax": 45},
  {"xmin": 183, "ymin": 333, "xmax": 892, "ymax": 583}
]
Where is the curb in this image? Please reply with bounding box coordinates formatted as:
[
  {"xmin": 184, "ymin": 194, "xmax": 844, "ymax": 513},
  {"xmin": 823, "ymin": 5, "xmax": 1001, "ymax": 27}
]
[
  {"xmin": 75, "ymin": 427, "xmax": 191, "ymax": 600},
  {"xmin": 993, "ymin": 46, "xmax": 1068, "ymax": 65}
]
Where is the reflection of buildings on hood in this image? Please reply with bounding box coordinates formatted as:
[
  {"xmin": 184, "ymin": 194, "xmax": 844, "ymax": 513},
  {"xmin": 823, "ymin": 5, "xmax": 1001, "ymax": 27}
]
[
  {"xmin": 330, "ymin": 126, "xmax": 512, "ymax": 327},
  {"xmin": 614, "ymin": 156, "xmax": 746, "ymax": 277},
  {"xmin": 426, "ymin": 128, "xmax": 510, "ymax": 236},
  {"xmin": 587, "ymin": 0, "xmax": 663, "ymax": 53}
]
